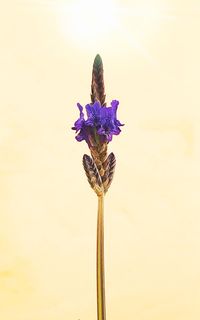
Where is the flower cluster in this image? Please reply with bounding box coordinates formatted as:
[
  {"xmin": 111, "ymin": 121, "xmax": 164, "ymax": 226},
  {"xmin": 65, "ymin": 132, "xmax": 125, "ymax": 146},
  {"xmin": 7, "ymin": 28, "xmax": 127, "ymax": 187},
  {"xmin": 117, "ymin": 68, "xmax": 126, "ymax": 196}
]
[{"xmin": 72, "ymin": 100, "xmax": 124, "ymax": 145}]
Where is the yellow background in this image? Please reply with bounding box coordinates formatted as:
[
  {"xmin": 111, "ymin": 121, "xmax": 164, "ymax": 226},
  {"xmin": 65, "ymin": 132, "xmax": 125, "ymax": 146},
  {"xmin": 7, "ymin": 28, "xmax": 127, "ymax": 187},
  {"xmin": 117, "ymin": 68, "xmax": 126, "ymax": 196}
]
[{"xmin": 1, "ymin": 0, "xmax": 200, "ymax": 319}]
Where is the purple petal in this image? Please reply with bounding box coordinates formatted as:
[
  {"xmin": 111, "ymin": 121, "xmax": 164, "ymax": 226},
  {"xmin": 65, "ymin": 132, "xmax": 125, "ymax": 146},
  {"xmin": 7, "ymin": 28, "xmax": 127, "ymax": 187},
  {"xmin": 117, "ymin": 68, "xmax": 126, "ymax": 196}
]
[
  {"xmin": 85, "ymin": 118, "xmax": 95, "ymax": 127},
  {"xmin": 112, "ymin": 127, "xmax": 121, "ymax": 135},
  {"xmin": 111, "ymin": 100, "xmax": 119, "ymax": 111},
  {"xmin": 107, "ymin": 134, "xmax": 113, "ymax": 142},
  {"xmin": 115, "ymin": 119, "xmax": 124, "ymax": 126},
  {"xmin": 85, "ymin": 104, "xmax": 93, "ymax": 118},
  {"xmin": 72, "ymin": 103, "xmax": 85, "ymax": 132},
  {"xmin": 77, "ymin": 103, "xmax": 84, "ymax": 115},
  {"xmin": 97, "ymin": 127, "xmax": 106, "ymax": 135},
  {"xmin": 73, "ymin": 118, "xmax": 83, "ymax": 132},
  {"xmin": 93, "ymin": 101, "xmax": 101, "ymax": 114},
  {"xmin": 75, "ymin": 133, "xmax": 85, "ymax": 141}
]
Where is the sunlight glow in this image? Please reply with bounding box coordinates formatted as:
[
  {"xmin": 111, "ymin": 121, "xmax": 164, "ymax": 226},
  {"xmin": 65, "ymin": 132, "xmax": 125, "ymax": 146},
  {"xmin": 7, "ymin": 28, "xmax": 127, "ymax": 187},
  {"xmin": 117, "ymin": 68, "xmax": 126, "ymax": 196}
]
[
  {"xmin": 59, "ymin": 0, "xmax": 119, "ymax": 47},
  {"xmin": 56, "ymin": 0, "xmax": 174, "ymax": 60}
]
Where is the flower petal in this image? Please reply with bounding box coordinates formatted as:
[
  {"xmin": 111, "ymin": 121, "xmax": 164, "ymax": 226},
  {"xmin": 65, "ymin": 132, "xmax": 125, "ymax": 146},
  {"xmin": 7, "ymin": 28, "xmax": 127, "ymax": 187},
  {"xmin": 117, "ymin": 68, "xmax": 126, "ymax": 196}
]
[
  {"xmin": 72, "ymin": 103, "xmax": 85, "ymax": 132},
  {"xmin": 97, "ymin": 127, "xmax": 106, "ymax": 135},
  {"xmin": 75, "ymin": 133, "xmax": 85, "ymax": 141},
  {"xmin": 111, "ymin": 99, "xmax": 119, "ymax": 110}
]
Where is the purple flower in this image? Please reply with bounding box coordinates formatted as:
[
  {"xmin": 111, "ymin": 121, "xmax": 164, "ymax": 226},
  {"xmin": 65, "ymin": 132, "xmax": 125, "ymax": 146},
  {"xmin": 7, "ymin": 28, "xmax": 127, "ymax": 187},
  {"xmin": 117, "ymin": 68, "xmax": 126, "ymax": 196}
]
[
  {"xmin": 71, "ymin": 103, "xmax": 88, "ymax": 142},
  {"xmin": 72, "ymin": 100, "xmax": 124, "ymax": 144}
]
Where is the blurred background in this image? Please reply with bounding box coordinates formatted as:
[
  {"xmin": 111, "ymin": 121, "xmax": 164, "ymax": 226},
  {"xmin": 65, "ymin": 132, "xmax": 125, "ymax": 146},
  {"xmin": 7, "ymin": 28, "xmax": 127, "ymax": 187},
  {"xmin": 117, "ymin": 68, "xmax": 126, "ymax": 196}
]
[{"xmin": 1, "ymin": 0, "xmax": 200, "ymax": 319}]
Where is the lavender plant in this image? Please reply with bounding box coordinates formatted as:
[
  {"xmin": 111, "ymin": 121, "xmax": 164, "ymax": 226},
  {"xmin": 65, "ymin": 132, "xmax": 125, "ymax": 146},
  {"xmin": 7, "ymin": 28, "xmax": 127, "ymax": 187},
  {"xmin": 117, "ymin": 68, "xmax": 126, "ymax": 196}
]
[{"xmin": 72, "ymin": 54, "xmax": 124, "ymax": 320}]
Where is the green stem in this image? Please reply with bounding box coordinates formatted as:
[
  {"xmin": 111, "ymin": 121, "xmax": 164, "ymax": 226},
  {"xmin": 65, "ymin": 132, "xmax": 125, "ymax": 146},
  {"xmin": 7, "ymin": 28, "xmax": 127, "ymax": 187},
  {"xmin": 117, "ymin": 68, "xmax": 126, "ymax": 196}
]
[{"xmin": 97, "ymin": 194, "xmax": 106, "ymax": 320}]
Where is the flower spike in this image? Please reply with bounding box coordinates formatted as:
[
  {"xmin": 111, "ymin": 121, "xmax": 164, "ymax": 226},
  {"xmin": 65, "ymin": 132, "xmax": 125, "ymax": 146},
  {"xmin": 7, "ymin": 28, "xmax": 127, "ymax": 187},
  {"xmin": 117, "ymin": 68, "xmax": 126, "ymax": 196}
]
[{"xmin": 71, "ymin": 55, "xmax": 124, "ymax": 320}]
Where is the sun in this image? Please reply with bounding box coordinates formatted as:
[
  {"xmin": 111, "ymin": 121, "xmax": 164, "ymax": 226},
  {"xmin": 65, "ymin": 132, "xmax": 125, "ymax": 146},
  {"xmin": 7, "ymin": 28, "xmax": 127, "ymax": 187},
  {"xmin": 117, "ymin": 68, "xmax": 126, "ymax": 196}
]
[{"xmin": 58, "ymin": 0, "xmax": 119, "ymax": 48}]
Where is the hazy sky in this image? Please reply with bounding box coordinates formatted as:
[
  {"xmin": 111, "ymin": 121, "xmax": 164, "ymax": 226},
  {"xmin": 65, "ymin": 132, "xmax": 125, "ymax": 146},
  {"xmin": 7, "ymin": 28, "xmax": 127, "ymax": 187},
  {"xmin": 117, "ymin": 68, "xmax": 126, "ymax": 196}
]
[{"xmin": 1, "ymin": 0, "xmax": 200, "ymax": 319}]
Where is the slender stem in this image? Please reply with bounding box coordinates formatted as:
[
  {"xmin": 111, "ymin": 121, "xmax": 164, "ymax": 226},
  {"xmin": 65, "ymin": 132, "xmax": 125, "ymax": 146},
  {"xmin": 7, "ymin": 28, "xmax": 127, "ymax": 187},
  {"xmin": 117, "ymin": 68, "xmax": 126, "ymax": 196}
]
[{"xmin": 97, "ymin": 194, "xmax": 106, "ymax": 320}]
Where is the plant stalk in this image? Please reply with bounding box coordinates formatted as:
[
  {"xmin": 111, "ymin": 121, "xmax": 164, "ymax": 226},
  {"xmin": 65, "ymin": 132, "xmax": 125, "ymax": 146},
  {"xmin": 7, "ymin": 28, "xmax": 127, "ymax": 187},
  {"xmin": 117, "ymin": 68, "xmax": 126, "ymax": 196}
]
[{"xmin": 96, "ymin": 194, "xmax": 106, "ymax": 320}]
